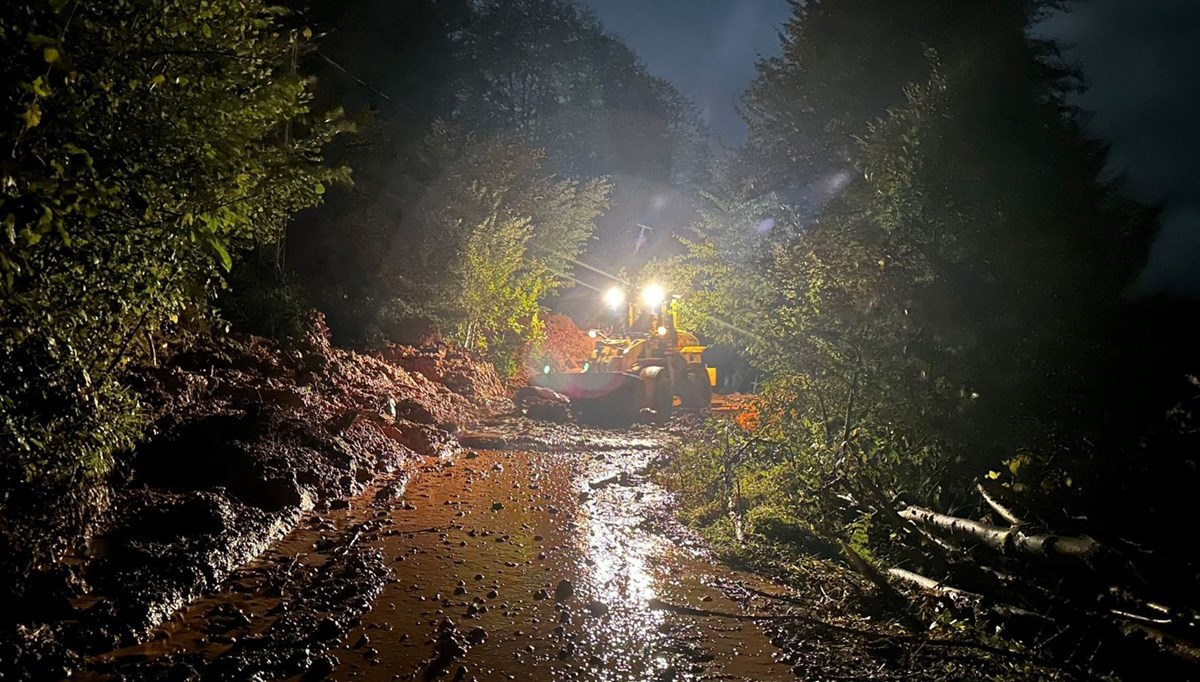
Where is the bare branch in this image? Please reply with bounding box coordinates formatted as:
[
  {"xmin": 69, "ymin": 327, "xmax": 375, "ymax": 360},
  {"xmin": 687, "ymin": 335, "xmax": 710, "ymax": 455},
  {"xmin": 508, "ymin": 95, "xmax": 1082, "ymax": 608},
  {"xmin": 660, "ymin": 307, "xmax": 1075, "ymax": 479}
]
[{"xmin": 976, "ymin": 482, "xmax": 1024, "ymax": 526}]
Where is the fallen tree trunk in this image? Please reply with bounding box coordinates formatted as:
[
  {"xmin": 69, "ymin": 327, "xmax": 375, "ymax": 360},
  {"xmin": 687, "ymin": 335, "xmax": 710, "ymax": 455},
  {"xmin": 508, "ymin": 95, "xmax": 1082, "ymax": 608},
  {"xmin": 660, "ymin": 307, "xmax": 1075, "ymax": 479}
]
[
  {"xmin": 887, "ymin": 567, "xmax": 981, "ymax": 602},
  {"xmin": 886, "ymin": 567, "xmax": 1051, "ymax": 624},
  {"xmin": 884, "ymin": 565, "xmax": 1200, "ymax": 673},
  {"xmin": 899, "ymin": 505, "xmax": 1100, "ymax": 561}
]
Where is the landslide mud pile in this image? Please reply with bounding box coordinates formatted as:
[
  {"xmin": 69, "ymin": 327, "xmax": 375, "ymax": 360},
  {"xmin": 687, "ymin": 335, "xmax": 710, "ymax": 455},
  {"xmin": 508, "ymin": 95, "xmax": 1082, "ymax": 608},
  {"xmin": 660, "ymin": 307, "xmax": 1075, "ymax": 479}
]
[
  {"xmin": 1, "ymin": 313, "xmax": 507, "ymax": 679},
  {"xmin": 375, "ymin": 343, "xmax": 509, "ymax": 406}
]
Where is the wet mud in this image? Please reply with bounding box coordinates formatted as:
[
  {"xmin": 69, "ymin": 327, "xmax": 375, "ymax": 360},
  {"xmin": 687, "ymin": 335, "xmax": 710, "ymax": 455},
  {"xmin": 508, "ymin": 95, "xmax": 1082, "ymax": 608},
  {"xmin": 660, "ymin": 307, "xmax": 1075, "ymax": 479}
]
[
  {"xmin": 78, "ymin": 419, "xmax": 794, "ymax": 681},
  {"xmin": 0, "ymin": 317, "xmax": 517, "ymax": 680}
]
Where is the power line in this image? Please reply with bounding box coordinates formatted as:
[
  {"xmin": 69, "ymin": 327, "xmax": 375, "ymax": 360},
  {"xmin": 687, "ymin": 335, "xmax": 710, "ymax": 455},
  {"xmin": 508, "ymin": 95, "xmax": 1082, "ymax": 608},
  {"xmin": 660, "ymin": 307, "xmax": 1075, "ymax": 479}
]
[{"xmin": 314, "ymin": 49, "xmax": 392, "ymax": 102}]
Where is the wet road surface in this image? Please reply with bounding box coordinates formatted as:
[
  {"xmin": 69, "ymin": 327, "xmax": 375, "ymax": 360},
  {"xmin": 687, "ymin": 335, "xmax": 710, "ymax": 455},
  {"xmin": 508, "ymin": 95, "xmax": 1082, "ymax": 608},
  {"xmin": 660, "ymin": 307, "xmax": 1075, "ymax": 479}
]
[{"xmin": 83, "ymin": 423, "xmax": 794, "ymax": 681}]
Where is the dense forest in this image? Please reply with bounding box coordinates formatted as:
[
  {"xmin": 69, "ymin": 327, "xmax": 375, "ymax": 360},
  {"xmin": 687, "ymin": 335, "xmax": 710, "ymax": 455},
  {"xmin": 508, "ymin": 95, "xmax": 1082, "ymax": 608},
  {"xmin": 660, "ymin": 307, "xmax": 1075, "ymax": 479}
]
[
  {"xmin": 652, "ymin": 0, "xmax": 1200, "ymax": 672},
  {"xmin": 2, "ymin": 0, "xmax": 1199, "ymax": 677},
  {"xmin": 0, "ymin": 0, "xmax": 707, "ymax": 487}
]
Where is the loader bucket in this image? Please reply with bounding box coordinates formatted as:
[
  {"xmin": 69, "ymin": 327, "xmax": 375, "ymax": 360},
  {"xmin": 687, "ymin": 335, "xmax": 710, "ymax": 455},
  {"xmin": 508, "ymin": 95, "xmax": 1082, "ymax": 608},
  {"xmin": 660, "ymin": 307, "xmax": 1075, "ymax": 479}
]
[{"xmin": 531, "ymin": 371, "xmax": 643, "ymax": 425}]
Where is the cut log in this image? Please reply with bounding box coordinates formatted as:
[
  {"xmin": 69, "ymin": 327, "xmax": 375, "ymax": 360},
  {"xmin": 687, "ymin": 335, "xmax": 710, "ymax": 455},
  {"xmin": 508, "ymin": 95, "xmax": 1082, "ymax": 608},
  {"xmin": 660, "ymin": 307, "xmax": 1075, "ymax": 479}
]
[{"xmin": 899, "ymin": 505, "xmax": 1100, "ymax": 561}]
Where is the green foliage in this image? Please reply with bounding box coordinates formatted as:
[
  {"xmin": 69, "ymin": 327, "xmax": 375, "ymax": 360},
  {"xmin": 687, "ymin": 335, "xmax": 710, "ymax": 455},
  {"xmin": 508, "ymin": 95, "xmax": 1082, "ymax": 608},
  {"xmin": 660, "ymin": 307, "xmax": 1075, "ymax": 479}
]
[
  {"xmin": 219, "ymin": 259, "xmax": 310, "ymax": 341},
  {"xmin": 655, "ymin": 183, "xmax": 955, "ymax": 539},
  {"xmin": 844, "ymin": 512, "xmax": 876, "ymax": 565},
  {"xmin": 0, "ymin": 359, "xmax": 143, "ymax": 482},
  {"xmin": 642, "ymin": 193, "xmax": 782, "ymax": 355},
  {"xmin": 0, "ymin": 0, "xmax": 348, "ymax": 484},
  {"xmin": 373, "ymin": 123, "xmax": 608, "ymax": 372},
  {"xmin": 745, "ymin": 505, "xmax": 811, "ymax": 546},
  {"xmin": 657, "ymin": 0, "xmax": 1154, "ymax": 557}
]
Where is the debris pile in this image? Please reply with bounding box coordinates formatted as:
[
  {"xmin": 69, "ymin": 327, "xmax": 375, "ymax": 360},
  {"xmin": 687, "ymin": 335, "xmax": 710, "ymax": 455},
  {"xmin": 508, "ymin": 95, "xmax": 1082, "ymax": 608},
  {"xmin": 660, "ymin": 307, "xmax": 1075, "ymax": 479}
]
[
  {"xmin": 0, "ymin": 312, "xmax": 507, "ymax": 679},
  {"xmin": 376, "ymin": 342, "xmax": 509, "ymax": 406}
]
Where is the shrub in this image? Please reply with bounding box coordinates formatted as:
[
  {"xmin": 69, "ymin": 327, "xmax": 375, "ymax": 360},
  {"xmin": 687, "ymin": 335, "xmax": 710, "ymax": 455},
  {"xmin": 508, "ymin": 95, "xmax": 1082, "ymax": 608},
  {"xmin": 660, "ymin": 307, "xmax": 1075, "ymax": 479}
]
[{"xmin": 0, "ymin": 0, "xmax": 348, "ymax": 485}]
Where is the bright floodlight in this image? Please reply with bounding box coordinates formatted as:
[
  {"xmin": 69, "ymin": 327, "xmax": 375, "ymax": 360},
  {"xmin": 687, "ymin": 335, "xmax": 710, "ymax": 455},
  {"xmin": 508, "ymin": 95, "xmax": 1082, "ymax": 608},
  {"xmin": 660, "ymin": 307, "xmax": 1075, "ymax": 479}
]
[
  {"xmin": 642, "ymin": 283, "xmax": 665, "ymax": 308},
  {"xmin": 603, "ymin": 286, "xmax": 626, "ymax": 310}
]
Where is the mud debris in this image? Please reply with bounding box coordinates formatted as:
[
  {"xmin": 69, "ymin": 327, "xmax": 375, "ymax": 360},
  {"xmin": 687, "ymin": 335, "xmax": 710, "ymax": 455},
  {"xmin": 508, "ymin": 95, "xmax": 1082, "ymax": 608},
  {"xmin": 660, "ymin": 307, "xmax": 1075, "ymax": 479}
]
[
  {"xmin": 0, "ymin": 313, "xmax": 504, "ymax": 680},
  {"xmin": 59, "ymin": 417, "xmax": 803, "ymax": 681},
  {"xmin": 554, "ymin": 579, "xmax": 575, "ymax": 602}
]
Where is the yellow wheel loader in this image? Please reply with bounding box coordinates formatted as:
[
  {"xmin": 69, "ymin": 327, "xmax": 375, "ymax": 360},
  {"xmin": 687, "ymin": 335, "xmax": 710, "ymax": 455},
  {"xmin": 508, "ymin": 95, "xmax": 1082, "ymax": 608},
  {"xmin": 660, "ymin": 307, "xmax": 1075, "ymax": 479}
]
[{"xmin": 531, "ymin": 284, "xmax": 715, "ymax": 424}]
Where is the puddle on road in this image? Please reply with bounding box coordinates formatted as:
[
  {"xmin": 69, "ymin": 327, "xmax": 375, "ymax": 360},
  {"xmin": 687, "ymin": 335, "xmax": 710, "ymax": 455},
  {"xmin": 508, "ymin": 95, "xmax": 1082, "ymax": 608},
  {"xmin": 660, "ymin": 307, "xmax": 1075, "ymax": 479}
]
[
  {"xmin": 329, "ymin": 446, "xmax": 789, "ymax": 681},
  {"xmin": 81, "ymin": 434, "xmax": 792, "ymax": 681}
]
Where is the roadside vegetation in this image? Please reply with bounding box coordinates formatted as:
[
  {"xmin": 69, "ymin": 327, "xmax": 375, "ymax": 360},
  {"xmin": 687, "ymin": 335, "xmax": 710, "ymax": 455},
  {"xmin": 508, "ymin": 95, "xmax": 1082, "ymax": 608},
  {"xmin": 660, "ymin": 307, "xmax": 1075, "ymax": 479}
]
[
  {"xmin": 651, "ymin": 1, "xmax": 1200, "ymax": 677},
  {"xmin": 0, "ymin": 0, "xmax": 349, "ymax": 491}
]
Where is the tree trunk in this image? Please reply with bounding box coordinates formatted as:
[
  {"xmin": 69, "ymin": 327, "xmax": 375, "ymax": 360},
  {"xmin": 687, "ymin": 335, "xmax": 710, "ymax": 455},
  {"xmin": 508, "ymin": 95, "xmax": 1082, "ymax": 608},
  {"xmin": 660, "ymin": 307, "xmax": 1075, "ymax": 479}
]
[{"xmin": 898, "ymin": 505, "xmax": 1100, "ymax": 561}]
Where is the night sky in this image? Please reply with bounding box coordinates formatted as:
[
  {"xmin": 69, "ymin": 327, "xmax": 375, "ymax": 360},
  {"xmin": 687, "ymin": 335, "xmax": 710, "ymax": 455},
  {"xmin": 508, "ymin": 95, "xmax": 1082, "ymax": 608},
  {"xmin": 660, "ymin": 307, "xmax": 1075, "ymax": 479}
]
[
  {"xmin": 1041, "ymin": 0, "xmax": 1200, "ymax": 296},
  {"xmin": 577, "ymin": 0, "xmax": 792, "ymax": 144},
  {"xmin": 580, "ymin": 0, "xmax": 1200, "ymax": 296}
]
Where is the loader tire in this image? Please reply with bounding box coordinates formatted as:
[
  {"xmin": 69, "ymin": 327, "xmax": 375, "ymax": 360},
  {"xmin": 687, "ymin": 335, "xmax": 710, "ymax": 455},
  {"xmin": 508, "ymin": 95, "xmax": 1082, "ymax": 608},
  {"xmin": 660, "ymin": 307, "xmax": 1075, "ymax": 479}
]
[
  {"xmin": 640, "ymin": 366, "xmax": 673, "ymax": 422},
  {"xmin": 680, "ymin": 364, "xmax": 713, "ymax": 411}
]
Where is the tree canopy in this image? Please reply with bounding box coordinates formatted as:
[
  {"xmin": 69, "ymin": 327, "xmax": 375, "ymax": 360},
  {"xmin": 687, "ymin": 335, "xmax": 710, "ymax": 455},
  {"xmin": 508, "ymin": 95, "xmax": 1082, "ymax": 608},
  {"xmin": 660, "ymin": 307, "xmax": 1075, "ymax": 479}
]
[
  {"xmin": 286, "ymin": 0, "xmax": 709, "ymax": 363},
  {"xmin": 659, "ymin": 0, "xmax": 1159, "ymax": 529},
  {"xmin": 0, "ymin": 0, "xmax": 347, "ymax": 483}
]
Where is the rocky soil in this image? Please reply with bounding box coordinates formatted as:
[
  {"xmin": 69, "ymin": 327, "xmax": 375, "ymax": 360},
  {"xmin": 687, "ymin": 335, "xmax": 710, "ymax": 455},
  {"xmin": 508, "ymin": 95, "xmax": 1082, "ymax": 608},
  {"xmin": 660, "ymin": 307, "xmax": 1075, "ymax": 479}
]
[{"xmin": 0, "ymin": 314, "xmax": 506, "ymax": 680}]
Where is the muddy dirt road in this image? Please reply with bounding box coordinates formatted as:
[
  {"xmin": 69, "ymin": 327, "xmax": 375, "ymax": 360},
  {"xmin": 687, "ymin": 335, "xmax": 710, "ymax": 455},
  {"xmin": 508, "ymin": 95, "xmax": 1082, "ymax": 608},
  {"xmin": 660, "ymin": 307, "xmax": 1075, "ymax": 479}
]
[{"xmin": 80, "ymin": 420, "xmax": 795, "ymax": 681}]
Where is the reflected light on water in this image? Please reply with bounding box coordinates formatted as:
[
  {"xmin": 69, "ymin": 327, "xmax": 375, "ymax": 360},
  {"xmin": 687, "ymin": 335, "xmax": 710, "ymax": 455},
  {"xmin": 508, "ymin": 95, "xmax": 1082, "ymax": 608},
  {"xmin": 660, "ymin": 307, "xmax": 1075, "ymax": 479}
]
[
  {"xmin": 585, "ymin": 517, "xmax": 658, "ymax": 605},
  {"xmin": 575, "ymin": 478, "xmax": 673, "ymax": 680}
]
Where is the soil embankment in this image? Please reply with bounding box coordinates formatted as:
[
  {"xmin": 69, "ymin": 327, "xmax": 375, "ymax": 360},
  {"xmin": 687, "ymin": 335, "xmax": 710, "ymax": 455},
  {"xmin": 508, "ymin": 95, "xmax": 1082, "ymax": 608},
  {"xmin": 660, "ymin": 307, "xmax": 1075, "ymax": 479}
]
[{"xmin": 0, "ymin": 314, "xmax": 506, "ymax": 679}]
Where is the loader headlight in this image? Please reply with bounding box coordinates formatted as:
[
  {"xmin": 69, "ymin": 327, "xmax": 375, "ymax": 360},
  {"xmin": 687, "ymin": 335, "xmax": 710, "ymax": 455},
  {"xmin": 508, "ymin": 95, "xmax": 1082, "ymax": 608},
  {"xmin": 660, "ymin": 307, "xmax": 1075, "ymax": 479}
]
[
  {"xmin": 641, "ymin": 283, "xmax": 665, "ymax": 308},
  {"xmin": 603, "ymin": 287, "xmax": 625, "ymax": 310},
  {"xmin": 657, "ymin": 326, "xmax": 668, "ymax": 336}
]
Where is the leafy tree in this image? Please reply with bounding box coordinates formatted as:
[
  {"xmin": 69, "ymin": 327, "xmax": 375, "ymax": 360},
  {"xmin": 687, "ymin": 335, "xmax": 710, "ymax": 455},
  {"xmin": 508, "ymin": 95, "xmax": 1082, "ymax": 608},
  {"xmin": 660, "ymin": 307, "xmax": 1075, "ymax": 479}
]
[
  {"xmin": 643, "ymin": 193, "xmax": 784, "ymax": 359},
  {"xmin": 662, "ymin": 0, "xmax": 1157, "ymax": 544},
  {"xmin": 0, "ymin": 0, "xmax": 348, "ymax": 486},
  {"xmin": 453, "ymin": 0, "xmax": 713, "ymax": 275},
  {"xmin": 760, "ymin": 0, "xmax": 1148, "ymax": 455},
  {"xmin": 454, "ymin": 0, "xmax": 709, "ymax": 184},
  {"xmin": 738, "ymin": 0, "xmax": 1065, "ymax": 200},
  {"xmin": 338, "ymin": 123, "xmax": 608, "ymax": 372}
]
